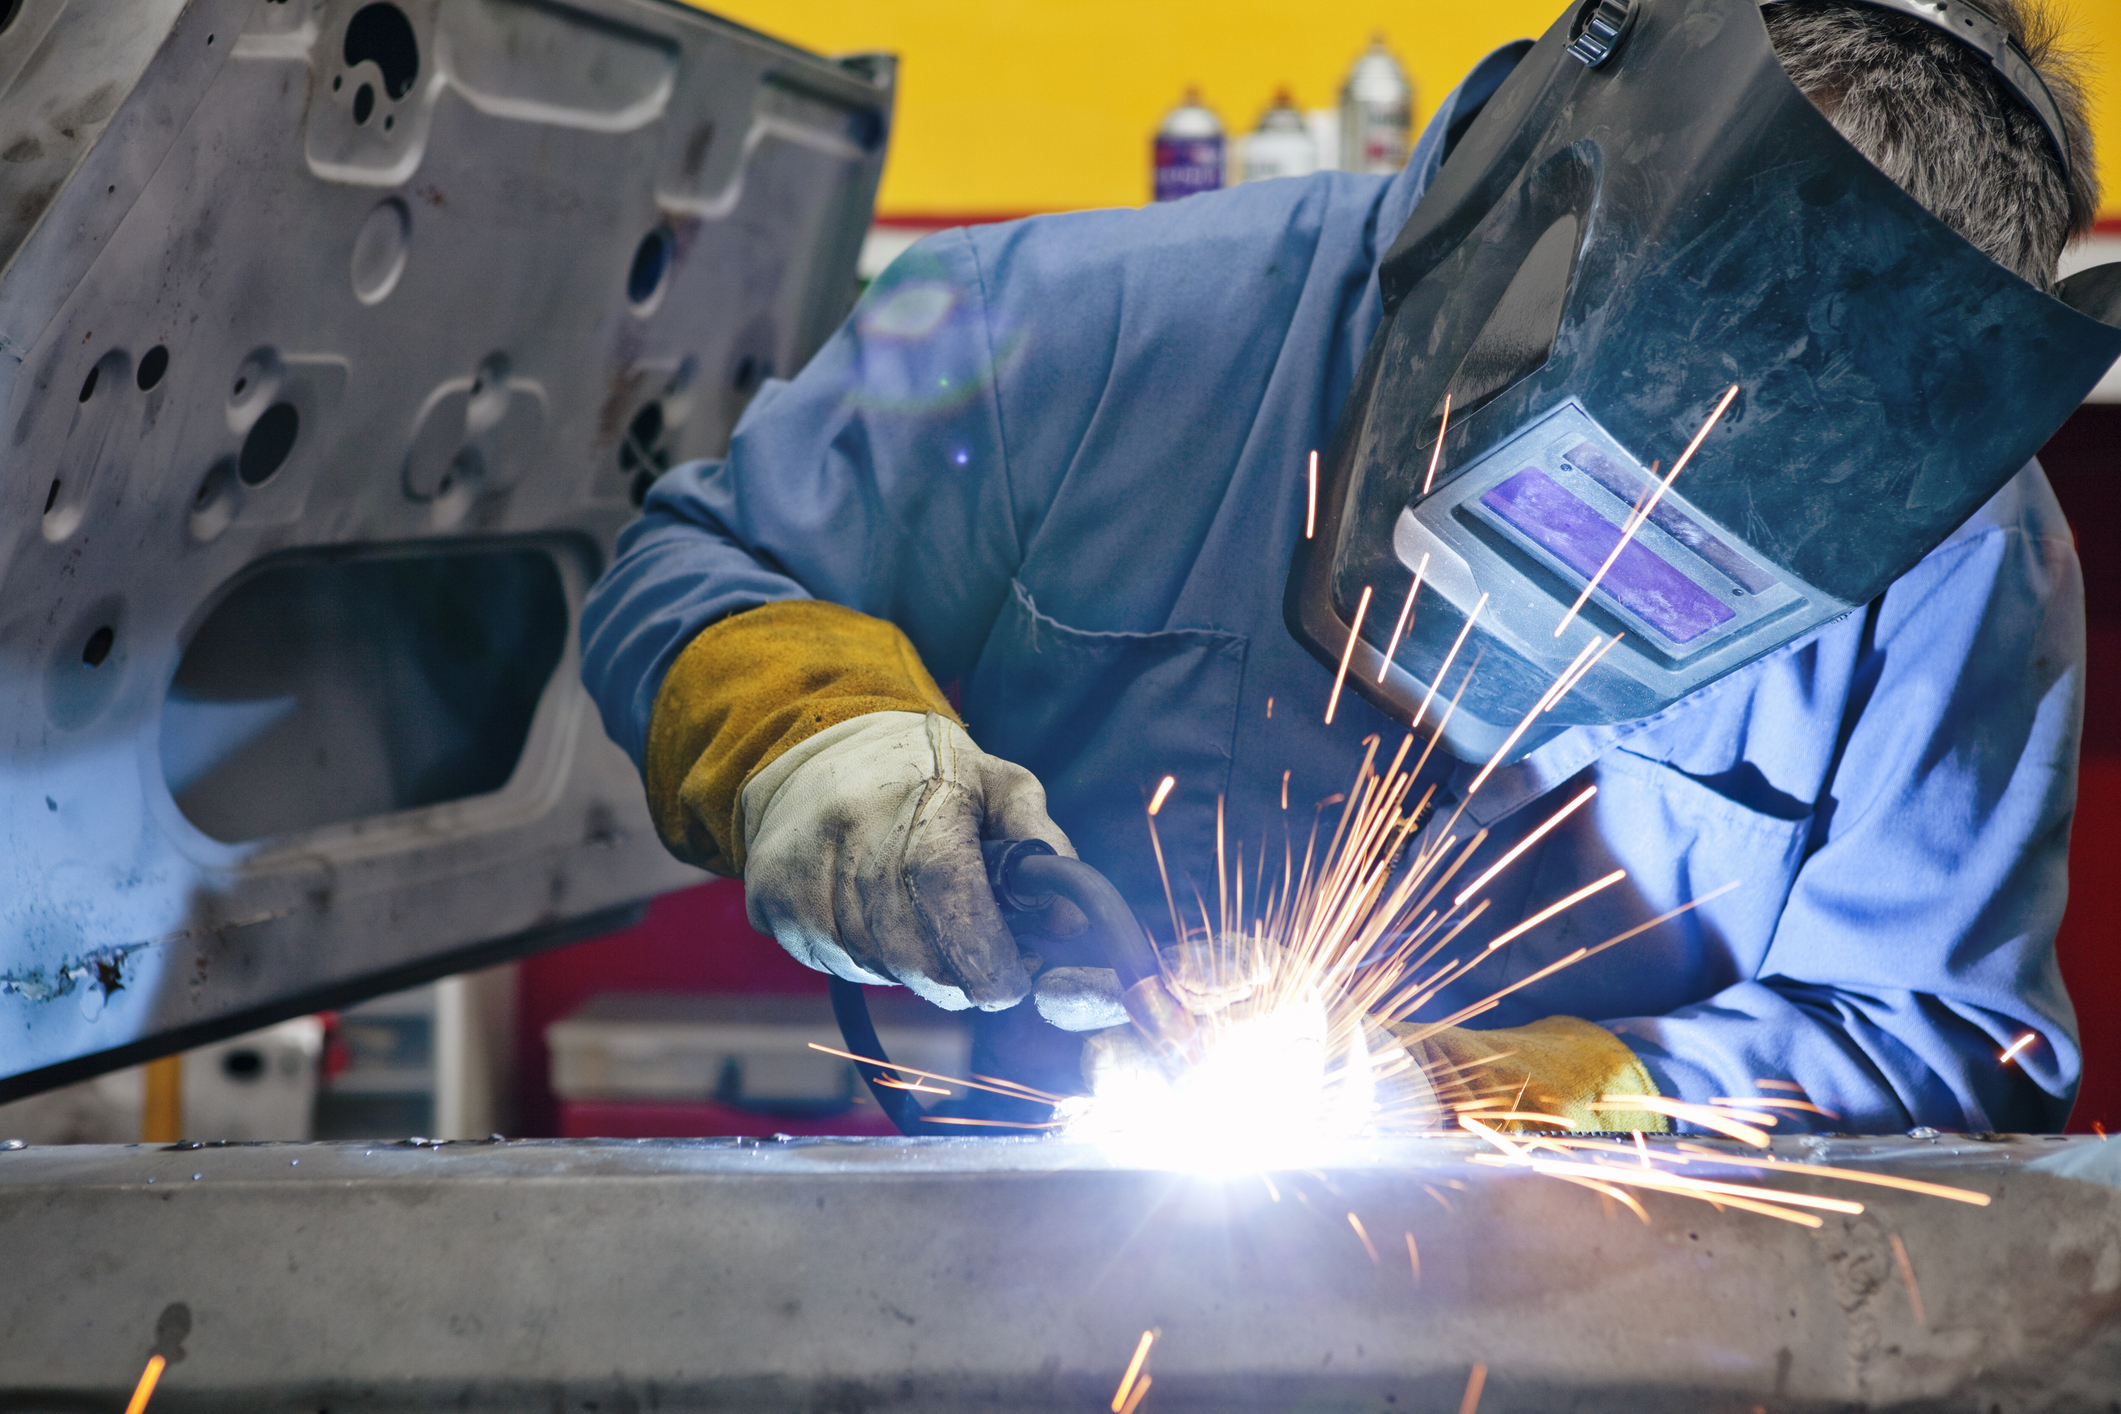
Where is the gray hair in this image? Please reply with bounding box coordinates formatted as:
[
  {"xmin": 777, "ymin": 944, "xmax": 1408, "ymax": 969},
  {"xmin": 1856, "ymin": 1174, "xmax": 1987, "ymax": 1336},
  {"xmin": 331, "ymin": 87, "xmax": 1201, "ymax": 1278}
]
[{"xmin": 1763, "ymin": 0, "xmax": 2098, "ymax": 289}]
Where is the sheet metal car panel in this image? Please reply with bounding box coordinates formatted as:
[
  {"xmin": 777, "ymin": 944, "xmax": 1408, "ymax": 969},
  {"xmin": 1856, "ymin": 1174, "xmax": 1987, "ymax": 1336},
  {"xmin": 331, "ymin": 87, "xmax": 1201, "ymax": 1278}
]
[{"xmin": 0, "ymin": 0, "xmax": 891, "ymax": 1097}]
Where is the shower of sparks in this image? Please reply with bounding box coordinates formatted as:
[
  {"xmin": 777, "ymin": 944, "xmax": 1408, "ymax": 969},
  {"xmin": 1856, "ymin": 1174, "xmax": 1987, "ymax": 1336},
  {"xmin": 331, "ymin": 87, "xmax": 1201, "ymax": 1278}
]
[
  {"xmin": 1378, "ymin": 554, "xmax": 1430, "ymax": 684},
  {"xmin": 1457, "ymin": 1362, "xmax": 1487, "ymax": 1414},
  {"xmin": 1058, "ymin": 624, "xmax": 1728, "ymax": 1170},
  {"xmin": 1111, "ymin": 1330, "xmax": 1157, "ymax": 1412},
  {"xmin": 123, "ymin": 1356, "xmax": 167, "ymax": 1414},
  {"xmin": 1999, "ymin": 1032, "xmax": 2037, "ymax": 1065},
  {"xmin": 809, "ymin": 485, "xmax": 2000, "ymax": 1243},
  {"xmin": 1324, "ymin": 585, "xmax": 1373, "ymax": 725},
  {"xmin": 1553, "ymin": 383, "xmax": 1741, "ymax": 638},
  {"xmin": 1889, "ymin": 1233, "xmax": 1928, "ymax": 1326},
  {"xmin": 1423, "ymin": 394, "xmax": 1453, "ymax": 497},
  {"xmin": 1306, "ymin": 450, "xmax": 1318, "ymax": 539}
]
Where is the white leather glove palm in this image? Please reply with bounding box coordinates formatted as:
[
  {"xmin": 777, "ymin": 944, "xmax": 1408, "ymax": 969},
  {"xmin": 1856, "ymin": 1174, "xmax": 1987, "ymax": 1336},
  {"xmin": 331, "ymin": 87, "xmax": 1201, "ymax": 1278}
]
[{"xmin": 741, "ymin": 710, "xmax": 1075, "ymax": 1010}]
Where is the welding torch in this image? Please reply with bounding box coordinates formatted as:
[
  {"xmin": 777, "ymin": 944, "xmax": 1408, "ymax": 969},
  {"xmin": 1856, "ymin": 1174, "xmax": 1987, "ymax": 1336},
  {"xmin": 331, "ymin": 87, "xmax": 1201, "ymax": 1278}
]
[{"xmin": 828, "ymin": 838, "xmax": 1202, "ymax": 1135}]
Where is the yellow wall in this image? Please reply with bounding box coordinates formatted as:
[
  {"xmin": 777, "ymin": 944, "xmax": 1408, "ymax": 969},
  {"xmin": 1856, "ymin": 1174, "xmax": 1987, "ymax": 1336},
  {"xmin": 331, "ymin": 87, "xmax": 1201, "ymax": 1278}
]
[{"xmin": 699, "ymin": 1, "xmax": 2120, "ymax": 223}]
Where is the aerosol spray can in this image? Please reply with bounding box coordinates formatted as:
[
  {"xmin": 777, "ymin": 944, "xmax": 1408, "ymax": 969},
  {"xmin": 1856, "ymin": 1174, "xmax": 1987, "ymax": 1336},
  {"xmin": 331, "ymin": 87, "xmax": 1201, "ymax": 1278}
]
[
  {"xmin": 1152, "ymin": 88, "xmax": 1224, "ymax": 202},
  {"xmin": 1338, "ymin": 35, "xmax": 1414, "ymax": 175},
  {"xmin": 1242, "ymin": 87, "xmax": 1318, "ymax": 182}
]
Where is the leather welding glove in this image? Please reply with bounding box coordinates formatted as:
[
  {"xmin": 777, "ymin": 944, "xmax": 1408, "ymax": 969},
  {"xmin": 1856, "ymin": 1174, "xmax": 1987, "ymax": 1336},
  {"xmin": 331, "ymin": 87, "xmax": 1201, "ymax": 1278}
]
[
  {"xmin": 1390, "ymin": 1016, "xmax": 1668, "ymax": 1133},
  {"xmin": 645, "ymin": 599, "xmax": 1076, "ymax": 1010}
]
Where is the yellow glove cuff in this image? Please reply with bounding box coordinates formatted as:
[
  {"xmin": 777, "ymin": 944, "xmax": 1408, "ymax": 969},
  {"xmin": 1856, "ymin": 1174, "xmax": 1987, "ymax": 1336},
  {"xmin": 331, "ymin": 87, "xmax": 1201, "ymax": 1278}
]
[
  {"xmin": 643, "ymin": 599, "xmax": 961, "ymax": 876},
  {"xmin": 1397, "ymin": 1014, "xmax": 1668, "ymax": 1133}
]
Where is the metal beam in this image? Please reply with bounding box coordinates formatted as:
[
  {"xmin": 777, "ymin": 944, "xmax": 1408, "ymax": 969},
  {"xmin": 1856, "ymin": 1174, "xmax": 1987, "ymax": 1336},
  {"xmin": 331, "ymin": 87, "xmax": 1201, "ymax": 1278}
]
[{"xmin": 1, "ymin": 1134, "xmax": 2117, "ymax": 1409}]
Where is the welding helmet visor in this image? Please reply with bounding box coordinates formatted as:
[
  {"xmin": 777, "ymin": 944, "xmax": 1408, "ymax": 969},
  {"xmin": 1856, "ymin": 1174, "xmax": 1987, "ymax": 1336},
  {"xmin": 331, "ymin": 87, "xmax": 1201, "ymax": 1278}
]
[{"xmin": 1288, "ymin": 0, "xmax": 2121, "ymax": 765}]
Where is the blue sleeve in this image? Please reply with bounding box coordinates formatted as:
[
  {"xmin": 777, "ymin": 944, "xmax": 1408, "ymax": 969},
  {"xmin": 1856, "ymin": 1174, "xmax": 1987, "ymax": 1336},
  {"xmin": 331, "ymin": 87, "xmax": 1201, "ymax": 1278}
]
[
  {"xmin": 577, "ymin": 231, "xmax": 1030, "ymax": 767},
  {"xmin": 1608, "ymin": 476, "xmax": 2085, "ymax": 1132}
]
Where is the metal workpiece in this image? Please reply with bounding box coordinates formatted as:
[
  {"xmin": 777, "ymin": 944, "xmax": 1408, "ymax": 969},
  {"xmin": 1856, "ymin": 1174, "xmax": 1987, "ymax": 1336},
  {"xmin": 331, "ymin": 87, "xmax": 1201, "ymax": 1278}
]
[
  {"xmin": 1, "ymin": 1134, "xmax": 2117, "ymax": 1409},
  {"xmin": 0, "ymin": 0, "xmax": 892, "ymax": 1095}
]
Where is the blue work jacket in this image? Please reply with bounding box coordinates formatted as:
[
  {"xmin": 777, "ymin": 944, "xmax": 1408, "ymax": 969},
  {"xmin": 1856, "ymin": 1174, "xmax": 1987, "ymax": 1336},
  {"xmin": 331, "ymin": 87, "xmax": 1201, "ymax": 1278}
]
[{"xmin": 582, "ymin": 48, "xmax": 2084, "ymax": 1133}]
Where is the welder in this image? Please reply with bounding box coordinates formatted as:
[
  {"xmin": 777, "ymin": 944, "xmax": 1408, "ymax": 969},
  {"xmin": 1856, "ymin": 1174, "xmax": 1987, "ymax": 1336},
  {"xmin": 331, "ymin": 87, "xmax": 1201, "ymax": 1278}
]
[{"xmin": 581, "ymin": 0, "xmax": 2117, "ymax": 1133}]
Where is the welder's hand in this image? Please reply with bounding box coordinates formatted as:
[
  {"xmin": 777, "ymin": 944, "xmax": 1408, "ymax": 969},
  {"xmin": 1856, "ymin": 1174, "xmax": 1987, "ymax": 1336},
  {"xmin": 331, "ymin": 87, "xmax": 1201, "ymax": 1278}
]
[
  {"xmin": 1393, "ymin": 1017, "xmax": 1667, "ymax": 1133},
  {"xmin": 742, "ymin": 710, "xmax": 1076, "ymax": 1010},
  {"xmin": 1034, "ymin": 934, "xmax": 1277, "ymax": 1032}
]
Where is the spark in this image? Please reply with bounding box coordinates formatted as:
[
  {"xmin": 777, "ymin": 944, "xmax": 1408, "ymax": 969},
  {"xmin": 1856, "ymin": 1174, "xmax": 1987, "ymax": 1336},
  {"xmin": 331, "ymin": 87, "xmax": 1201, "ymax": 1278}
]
[
  {"xmin": 1889, "ymin": 1233, "xmax": 1928, "ymax": 1326},
  {"xmin": 1112, "ymin": 1329, "xmax": 1156, "ymax": 1412},
  {"xmin": 1119, "ymin": 1376, "xmax": 1152, "ymax": 1414},
  {"xmin": 2000, "ymin": 1032, "xmax": 2037, "ymax": 1065},
  {"xmin": 1412, "ymin": 594, "xmax": 1486, "ymax": 730},
  {"xmin": 1457, "ymin": 1362, "xmax": 1487, "ymax": 1414},
  {"xmin": 1378, "ymin": 553, "xmax": 1430, "ymax": 683},
  {"xmin": 1148, "ymin": 775, "xmax": 1176, "ymax": 816},
  {"xmin": 1480, "ymin": 871, "xmax": 1627, "ymax": 956},
  {"xmin": 1757, "ymin": 1079, "xmax": 1806, "ymax": 1092},
  {"xmin": 1586, "ymin": 1095, "xmax": 1774, "ymax": 1147},
  {"xmin": 1324, "ymin": 585, "xmax": 1373, "ymax": 725},
  {"xmin": 1544, "ymin": 631, "xmax": 1625, "ymax": 712},
  {"xmin": 1713, "ymin": 1095, "xmax": 1840, "ymax": 1119},
  {"xmin": 1404, "ymin": 1231, "xmax": 1421, "ymax": 1284},
  {"xmin": 1423, "ymin": 393, "xmax": 1453, "ymax": 497},
  {"xmin": 1554, "ymin": 383, "xmax": 1741, "ymax": 638},
  {"xmin": 1477, "ymin": 1154, "xmax": 1858, "ymax": 1223},
  {"xmin": 1281, "ymin": 770, "xmax": 1290, "ymax": 810},
  {"xmin": 1453, "ymin": 785, "xmax": 1597, "ymax": 907},
  {"xmin": 806, "ymin": 1043, "xmax": 1065, "ymax": 1106},
  {"xmin": 1305, "ymin": 450, "xmax": 1317, "ymax": 539},
  {"xmin": 124, "ymin": 1355, "xmax": 166, "ymax": 1414},
  {"xmin": 1347, "ymin": 1211, "xmax": 1381, "ymax": 1264},
  {"xmin": 1464, "ymin": 635, "xmax": 1607, "ymax": 796},
  {"xmin": 1266, "ymin": 696, "xmax": 1274, "ymax": 718},
  {"xmin": 874, "ymin": 1077, "xmax": 951, "ymax": 1096}
]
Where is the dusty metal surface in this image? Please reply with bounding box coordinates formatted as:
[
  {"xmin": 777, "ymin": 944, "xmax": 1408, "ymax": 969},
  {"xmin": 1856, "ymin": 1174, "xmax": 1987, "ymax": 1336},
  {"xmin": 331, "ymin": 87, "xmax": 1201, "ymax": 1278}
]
[
  {"xmin": 0, "ymin": 1134, "xmax": 2117, "ymax": 1410},
  {"xmin": 0, "ymin": 0, "xmax": 890, "ymax": 1097}
]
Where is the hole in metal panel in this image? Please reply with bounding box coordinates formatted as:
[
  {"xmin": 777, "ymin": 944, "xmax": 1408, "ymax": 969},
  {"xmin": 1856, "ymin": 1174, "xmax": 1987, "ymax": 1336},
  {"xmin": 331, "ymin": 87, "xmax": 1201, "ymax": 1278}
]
[
  {"xmin": 344, "ymin": 2, "xmax": 420, "ymax": 100},
  {"xmin": 137, "ymin": 345, "xmax": 169, "ymax": 391},
  {"xmin": 81, "ymin": 626, "xmax": 114, "ymax": 667},
  {"xmin": 78, "ymin": 365, "xmax": 98, "ymax": 402},
  {"xmin": 627, "ymin": 226, "xmax": 673, "ymax": 308},
  {"xmin": 43, "ymin": 479, "xmax": 58, "ymax": 514},
  {"xmin": 239, "ymin": 402, "xmax": 300, "ymax": 486},
  {"xmin": 352, "ymin": 83, "xmax": 375, "ymax": 125},
  {"xmin": 162, "ymin": 546, "xmax": 568, "ymax": 843}
]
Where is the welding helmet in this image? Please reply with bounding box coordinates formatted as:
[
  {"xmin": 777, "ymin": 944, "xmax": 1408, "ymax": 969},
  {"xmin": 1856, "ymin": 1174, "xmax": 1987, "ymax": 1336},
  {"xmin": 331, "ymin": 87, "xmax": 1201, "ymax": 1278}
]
[{"xmin": 1288, "ymin": 0, "xmax": 2121, "ymax": 765}]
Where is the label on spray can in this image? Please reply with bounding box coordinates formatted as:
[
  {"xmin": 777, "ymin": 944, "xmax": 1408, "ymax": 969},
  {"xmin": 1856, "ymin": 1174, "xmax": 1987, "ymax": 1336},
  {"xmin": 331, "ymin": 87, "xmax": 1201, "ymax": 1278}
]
[{"xmin": 1152, "ymin": 89, "xmax": 1224, "ymax": 202}]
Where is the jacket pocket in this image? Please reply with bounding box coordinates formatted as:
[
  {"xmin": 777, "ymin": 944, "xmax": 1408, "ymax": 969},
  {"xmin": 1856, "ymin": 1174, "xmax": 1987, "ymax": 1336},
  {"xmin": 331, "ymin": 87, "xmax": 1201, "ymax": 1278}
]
[{"xmin": 963, "ymin": 580, "xmax": 1248, "ymax": 921}]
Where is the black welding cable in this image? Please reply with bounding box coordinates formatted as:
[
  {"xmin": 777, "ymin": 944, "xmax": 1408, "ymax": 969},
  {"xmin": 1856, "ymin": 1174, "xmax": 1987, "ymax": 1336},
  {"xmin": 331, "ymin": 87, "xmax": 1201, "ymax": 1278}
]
[{"xmin": 834, "ymin": 840, "xmax": 1159, "ymax": 1134}]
